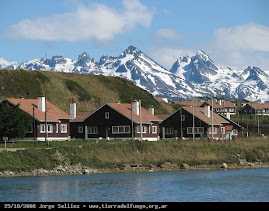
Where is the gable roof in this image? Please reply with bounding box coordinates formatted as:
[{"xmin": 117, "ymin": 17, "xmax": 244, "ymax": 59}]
[
  {"xmin": 4, "ymin": 98, "xmax": 72, "ymax": 122},
  {"xmin": 247, "ymin": 102, "xmax": 269, "ymax": 109},
  {"xmin": 182, "ymin": 107, "xmax": 229, "ymax": 125},
  {"xmin": 107, "ymin": 103, "xmax": 162, "ymax": 124},
  {"xmin": 202, "ymin": 100, "xmax": 236, "ymax": 108},
  {"xmin": 71, "ymin": 112, "xmax": 92, "ymax": 122}
]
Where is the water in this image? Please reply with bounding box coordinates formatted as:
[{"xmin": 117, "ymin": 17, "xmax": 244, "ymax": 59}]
[{"xmin": 0, "ymin": 168, "xmax": 268, "ymax": 202}]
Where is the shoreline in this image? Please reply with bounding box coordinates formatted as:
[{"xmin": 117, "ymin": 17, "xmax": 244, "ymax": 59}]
[{"xmin": 1, "ymin": 162, "xmax": 268, "ymax": 178}]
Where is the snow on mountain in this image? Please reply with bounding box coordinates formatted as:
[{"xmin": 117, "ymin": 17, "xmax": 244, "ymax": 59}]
[
  {"xmin": 0, "ymin": 58, "xmax": 18, "ymax": 69},
  {"xmin": 170, "ymin": 51, "xmax": 269, "ymax": 101},
  {"xmin": 1, "ymin": 46, "xmax": 269, "ymax": 101}
]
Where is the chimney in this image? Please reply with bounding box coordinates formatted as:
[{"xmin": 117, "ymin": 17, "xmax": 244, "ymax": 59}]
[
  {"xmin": 219, "ymin": 99, "xmax": 222, "ymax": 106},
  {"xmin": 226, "ymin": 112, "xmax": 230, "ymax": 120},
  {"xmin": 204, "ymin": 105, "xmax": 210, "ymax": 118},
  {"xmin": 132, "ymin": 100, "xmax": 140, "ymax": 115},
  {"xmin": 70, "ymin": 102, "xmax": 76, "ymax": 119},
  {"xmin": 37, "ymin": 96, "xmax": 46, "ymax": 112},
  {"xmin": 148, "ymin": 105, "xmax": 154, "ymax": 115}
]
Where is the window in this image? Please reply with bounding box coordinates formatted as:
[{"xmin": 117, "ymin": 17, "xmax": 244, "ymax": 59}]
[
  {"xmin": 47, "ymin": 124, "xmax": 53, "ymax": 133},
  {"xmin": 112, "ymin": 126, "xmax": 130, "ymax": 134},
  {"xmin": 208, "ymin": 127, "xmax": 217, "ymax": 134},
  {"xmin": 152, "ymin": 126, "xmax": 157, "ymax": 134},
  {"xmin": 181, "ymin": 115, "xmax": 185, "ymax": 121},
  {"xmin": 40, "ymin": 124, "xmax": 53, "ymax": 133},
  {"xmin": 232, "ymin": 129, "xmax": 238, "ymax": 135},
  {"xmin": 221, "ymin": 127, "xmax": 225, "ymax": 134},
  {"xmin": 165, "ymin": 128, "xmax": 173, "ymax": 134},
  {"xmin": 88, "ymin": 126, "xmax": 98, "ymax": 134},
  {"xmin": 137, "ymin": 125, "xmax": 147, "ymax": 133},
  {"xmin": 78, "ymin": 127, "xmax": 83, "ymax": 133},
  {"xmin": 105, "ymin": 112, "xmax": 109, "ymax": 119},
  {"xmin": 187, "ymin": 127, "xmax": 204, "ymax": 134},
  {"xmin": 61, "ymin": 124, "xmax": 68, "ymax": 133}
]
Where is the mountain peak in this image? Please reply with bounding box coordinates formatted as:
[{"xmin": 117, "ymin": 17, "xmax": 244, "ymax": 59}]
[{"xmin": 121, "ymin": 45, "xmax": 142, "ymax": 57}]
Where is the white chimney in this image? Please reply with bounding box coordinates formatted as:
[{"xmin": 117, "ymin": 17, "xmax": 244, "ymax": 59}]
[
  {"xmin": 204, "ymin": 105, "xmax": 210, "ymax": 118},
  {"xmin": 148, "ymin": 105, "xmax": 154, "ymax": 115},
  {"xmin": 132, "ymin": 100, "xmax": 140, "ymax": 115},
  {"xmin": 70, "ymin": 102, "xmax": 76, "ymax": 119},
  {"xmin": 37, "ymin": 96, "xmax": 46, "ymax": 112},
  {"xmin": 226, "ymin": 112, "xmax": 230, "ymax": 120},
  {"xmin": 219, "ymin": 99, "xmax": 222, "ymax": 106}
]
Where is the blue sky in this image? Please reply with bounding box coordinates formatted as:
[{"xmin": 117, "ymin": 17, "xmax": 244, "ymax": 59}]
[{"xmin": 1, "ymin": 0, "xmax": 269, "ymax": 70}]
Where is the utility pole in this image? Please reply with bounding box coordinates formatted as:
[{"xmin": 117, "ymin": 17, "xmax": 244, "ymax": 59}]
[
  {"xmin": 139, "ymin": 99, "xmax": 143, "ymax": 141},
  {"xmin": 192, "ymin": 98, "xmax": 195, "ymax": 142},
  {"xmin": 211, "ymin": 93, "xmax": 214, "ymax": 141},
  {"xmin": 131, "ymin": 96, "xmax": 134, "ymax": 141}
]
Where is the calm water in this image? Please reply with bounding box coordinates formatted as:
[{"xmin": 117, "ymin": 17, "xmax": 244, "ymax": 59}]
[{"xmin": 0, "ymin": 168, "xmax": 268, "ymax": 202}]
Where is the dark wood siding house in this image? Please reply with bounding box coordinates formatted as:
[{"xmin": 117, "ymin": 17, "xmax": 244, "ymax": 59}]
[
  {"xmin": 1, "ymin": 97, "xmax": 72, "ymax": 141},
  {"xmin": 70, "ymin": 101, "xmax": 162, "ymax": 141},
  {"xmin": 160, "ymin": 105, "xmax": 242, "ymax": 140}
]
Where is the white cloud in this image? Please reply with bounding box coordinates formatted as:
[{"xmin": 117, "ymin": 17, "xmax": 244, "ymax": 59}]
[
  {"xmin": 212, "ymin": 23, "xmax": 269, "ymax": 52},
  {"xmin": 5, "ymin": 0, "xmax": 154, "ymax": 42},
  {"xmin": 154, "ymin": 28, "xmax": 181, "ymax": 41}
]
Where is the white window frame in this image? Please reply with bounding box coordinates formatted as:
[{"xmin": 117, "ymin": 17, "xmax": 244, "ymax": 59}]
[
  {"xmin": 221, "ymin": 127, "xmax": 225, "ymax": 135},
  {"xmin": 61, "ymin": 124, "xmax": 68, "ymax": 133},
  {"xmin": 181, "ymin": 115, "xmax": 185, "ymax": 121},
  {"xmin": 88, "ymin": 126, "xmax": 98, "ymax": 134},
  {"xmin": 56, "ymin": 124, "xmax": 58, "ymax": 133},
  {"xmin": 152, "ymin": 126, "xmax": 158, "ymax": 134},
  {"xmin": 165, "ymin": 128, "xmax": 174, "ymax": 135},
  {"xmin": 187, "ymin": 127, "xmax": 204, "ymax": 134},
  {"xmin": 208, "ymin": 127, "xmax": 217, "ymax": 134},
  {"xmin": 137, "ymin": 125, "xmax": 147, "ymax": 133},
  {"xmin": 105, "ymin": 112, "xmax": 109, "ymax": 119},
  {"xmin": 232, "ymin": 129, "xmax": 238, "ymax": 135},
  {"xmin": 40, "ymin": 124, "xmax": 53, "ymax": 133},
  {"xmin": 78, "ymin": 126, "xmax": 83, "ymax": 133},
  {"xmin": 112, "ymin": 126, "xmax": 131, "ymax": 134}
]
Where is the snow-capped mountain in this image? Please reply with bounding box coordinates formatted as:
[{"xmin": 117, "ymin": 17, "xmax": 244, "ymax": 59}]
[
  {"xmin": 1, "ymin": 46, "xmax": 269, "ymax": 101},
  {"xmin": 170, "ymin": 51, "xmax": 269, "ymax": 102},
  {"xmin": 0, "ymin": 46, "xmax": 201, "ymax": 99}
]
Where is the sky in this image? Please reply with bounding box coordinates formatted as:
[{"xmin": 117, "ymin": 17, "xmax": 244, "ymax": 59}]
[{"xmin": 0, "ymin": 0, "xmax": 269, "ymax": 70}]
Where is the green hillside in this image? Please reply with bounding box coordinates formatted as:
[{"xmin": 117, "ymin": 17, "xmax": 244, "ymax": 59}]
[{"xmin": 0, "ymin": 69, "xmax": 175, "ymax": 114}]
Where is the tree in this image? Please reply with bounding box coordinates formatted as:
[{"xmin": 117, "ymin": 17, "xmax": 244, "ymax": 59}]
[{"xmin": 0, "ymin": 101, "xmax": 32, "ymax": 139}]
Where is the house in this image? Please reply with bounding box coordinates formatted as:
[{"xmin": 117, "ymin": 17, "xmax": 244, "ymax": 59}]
[
  {"xmin": 70, "ymin": 101, "xmax": 162, "ymax": 141},
  {"xmin": 200, "ymin": 100, "xmax": 237, "ymax": 117},
  {"xmin": 160, "ymin": 105, "xmax": 242, "ymax": 140},
  {"xmin": 241, "ymin": 102, "xmax": 269, "ymax": 116},
  {"xmin": 1, "ymin": 97, "xmax": 72, "ymax": 141}
]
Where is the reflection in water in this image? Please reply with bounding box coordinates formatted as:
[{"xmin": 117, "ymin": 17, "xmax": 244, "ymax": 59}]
[{"xmin": 0, "ymin": 169, "xmax": 268, "ymax": 202}]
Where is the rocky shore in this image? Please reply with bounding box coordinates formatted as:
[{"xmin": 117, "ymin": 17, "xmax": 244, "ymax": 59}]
[{"xmin": 1, "ymin": 160, "xmax": 268, "ymax": 178}]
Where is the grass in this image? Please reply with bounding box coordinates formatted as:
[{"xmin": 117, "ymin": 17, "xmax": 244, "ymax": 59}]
[
  {"xmin": 231, "ymin": 114, "xmax": 269, "ymax": 136},
  {"xmin": 1, "ymin": 138, "xmax": 268, "ymax": 172},
  {"xmin": 0, "ymin": 69, "xmax": 173, "ymax": 114}
]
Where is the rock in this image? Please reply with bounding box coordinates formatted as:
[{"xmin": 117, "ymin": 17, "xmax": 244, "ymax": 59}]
[
  {"xmin": 221, "ymin": 163, "xmax": 228, "ymax": 169},
  {"xmin": 239, "ymin": 158, "xmax": 247, "ymax": 165},
  {"xmin": 160, "ymin": 162, "xmax": 177, "ymax": 169},
  {"xmin": 248, "ymin": 162, "xmax": 255, "ymax": 167},
  {"xmin": 180, "ymin": 163, "xmax": 190, "ymax": 170}
]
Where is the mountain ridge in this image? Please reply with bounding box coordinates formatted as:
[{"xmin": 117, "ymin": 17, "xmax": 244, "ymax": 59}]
[{"xmin": 1, "ymin": 45, "xmax": 269, "ymax": 102}]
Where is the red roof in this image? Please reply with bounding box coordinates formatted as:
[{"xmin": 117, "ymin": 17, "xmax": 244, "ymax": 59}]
[
  {"xmin": 107, "ymin": 103, "xmax": 161, "ymax": 124},
  {"xmin": 71, "ymin": 112, "xmax": 92, "ymax": 122},
  {"xmin": 5, "ymin": 98, "xmax": 72, "ymax": 122},
  {"xmin": 183, "ymin": 107, "xmax": 229, "ymax": 126}
]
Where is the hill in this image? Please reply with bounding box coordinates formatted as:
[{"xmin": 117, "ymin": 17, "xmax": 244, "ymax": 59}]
[{"xmin": 0, "ymin": 69, "xmax": 175, "ymax": 114}]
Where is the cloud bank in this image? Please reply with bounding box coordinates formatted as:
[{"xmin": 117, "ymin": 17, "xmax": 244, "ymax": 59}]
[{"xmin": 5, "ymin": 0, "xmax": 154, "ymax": 42}]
